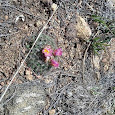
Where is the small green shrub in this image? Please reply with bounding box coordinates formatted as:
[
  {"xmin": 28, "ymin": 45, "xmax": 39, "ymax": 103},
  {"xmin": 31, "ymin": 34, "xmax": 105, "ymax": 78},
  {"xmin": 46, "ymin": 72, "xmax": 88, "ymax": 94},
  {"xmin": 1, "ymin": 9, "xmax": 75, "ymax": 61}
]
[
  {"xmin": 91, "ymin": 37, "xmax": 109, "ymax": 55},
  {"xmin": 26, "ymin": 33, "xmax": 56, "ymax": 75},
  {"xmin": 91, "ymin": 15, "xmax": 115, "ymax": 55}
]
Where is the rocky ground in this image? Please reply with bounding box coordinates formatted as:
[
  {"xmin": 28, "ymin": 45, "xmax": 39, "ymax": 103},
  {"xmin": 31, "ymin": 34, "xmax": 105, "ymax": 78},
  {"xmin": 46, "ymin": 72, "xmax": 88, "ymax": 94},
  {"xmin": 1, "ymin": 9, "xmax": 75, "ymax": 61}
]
[{"xmin": 0, "ymin": 0, "xmax": 115, "ymax": 115}]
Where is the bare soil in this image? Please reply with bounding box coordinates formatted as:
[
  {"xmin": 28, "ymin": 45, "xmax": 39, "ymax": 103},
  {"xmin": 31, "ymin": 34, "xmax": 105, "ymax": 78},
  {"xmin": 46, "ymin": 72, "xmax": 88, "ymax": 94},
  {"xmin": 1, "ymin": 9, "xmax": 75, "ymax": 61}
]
[{"xmin": 0, "ymin": 0, "xmax": 115, "ymax": 115}]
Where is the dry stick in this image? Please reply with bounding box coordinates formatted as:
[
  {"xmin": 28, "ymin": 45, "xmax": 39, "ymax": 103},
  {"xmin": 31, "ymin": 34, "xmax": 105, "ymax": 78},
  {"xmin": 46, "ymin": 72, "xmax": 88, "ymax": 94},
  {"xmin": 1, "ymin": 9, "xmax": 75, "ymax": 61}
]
[{"xmin": 0, "ymin": 6, "xmax": 58, "ymax": 103}]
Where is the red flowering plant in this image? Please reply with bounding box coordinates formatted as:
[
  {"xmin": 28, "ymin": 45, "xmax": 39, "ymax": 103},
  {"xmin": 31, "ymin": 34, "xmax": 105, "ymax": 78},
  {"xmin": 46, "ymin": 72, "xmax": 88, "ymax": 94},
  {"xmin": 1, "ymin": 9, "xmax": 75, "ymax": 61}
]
[
  {"xmin": 42, "ymin": 45, "xmax": 62, "ymax": 67},
  {"xmin": 54, "ymin": 48, "xmax": 62, "ymax": 56},
  {"xmin": 51, "ymin": 59, "xmax": 59, "ymax": 67},
  {"xmin": 42, "ymin": 45, "xmax": 53, "ymax": 57}
]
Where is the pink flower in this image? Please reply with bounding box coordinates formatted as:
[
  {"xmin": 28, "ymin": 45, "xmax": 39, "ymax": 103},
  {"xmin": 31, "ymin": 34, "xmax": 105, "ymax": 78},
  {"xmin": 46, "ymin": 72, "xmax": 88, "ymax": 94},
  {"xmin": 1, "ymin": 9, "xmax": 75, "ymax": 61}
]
[
  {"xmin": 42, "ymin": 46, "xmax": 53, "ymax": 57},
  {"xmin": 54, "ymin": 48, "xmax": 62, "ymax": 56},
  {"xmin": 51, "ymin": 59, "xmax": 59, "ymax": 67}
]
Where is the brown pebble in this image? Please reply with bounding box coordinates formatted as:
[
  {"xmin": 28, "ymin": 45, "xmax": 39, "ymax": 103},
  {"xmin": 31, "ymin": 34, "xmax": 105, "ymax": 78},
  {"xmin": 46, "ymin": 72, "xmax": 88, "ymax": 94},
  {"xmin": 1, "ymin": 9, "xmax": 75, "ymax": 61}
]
[
  {"xmin": 102, "ymin": 58, "xmax": 108, "ymax": 63},
  {"xmin": 25, "ymin": 75, "xmax": 33, "ymax": 81},
  {"xmin": 34, "ymin": 20, "xmax": 43, "ymax": 27},
  {"xmin": 64, "ymin": 67, "xmax": 68, "ymax": 71},
  {"xmin": 5, "ymin": 15, "xmax": 8, "ymax": 20},
  {"xmin": 1, "ymin": 82, "xmax": 4, "ymax": 86},
  {"xmin": 18, "ymin": 80, "xmax": 23, "ymax": 84},
  {"xmin": 7, "ymin": 81, "xmax": 10, "ymax": 85},
  {"xmin": 75, "ymin": 15, "xmax": 92, "ymax": 40},
  {"xmin": 51, "ymin": 3, "xmax": 57, "ymax": 11},
  {"xmin": 104, "ymin": 65, "xmax": 109, "ymax": 72},
  {"xmin": 49, "ymin": 109, "xmax": 55, "ymax": 115}
]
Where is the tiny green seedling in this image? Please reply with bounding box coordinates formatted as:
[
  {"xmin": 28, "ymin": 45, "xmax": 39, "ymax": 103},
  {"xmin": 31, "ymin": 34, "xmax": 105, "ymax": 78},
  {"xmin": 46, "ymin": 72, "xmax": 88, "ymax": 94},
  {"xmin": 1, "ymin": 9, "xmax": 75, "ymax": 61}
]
[
  {"xmin": 91, "ymin": 15, "xmax": 115, "ymax": 55},
  {"xmin": 91, "ymin": 37, "xmax": 110, "ymax": 55}
]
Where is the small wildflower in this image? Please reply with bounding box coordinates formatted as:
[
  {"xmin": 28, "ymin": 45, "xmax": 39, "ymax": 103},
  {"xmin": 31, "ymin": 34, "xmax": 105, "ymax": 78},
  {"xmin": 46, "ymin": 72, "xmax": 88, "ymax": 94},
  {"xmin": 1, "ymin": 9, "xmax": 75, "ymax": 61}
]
[
  {"xmin": 51, "ymin": 59, "xmax": 59, "ymax": 67},
  {"xmin": 42, "ymin": 46, "xmax": 53, "ymax": 57},
  {"xmin": 54, "ymin": 48, "xmax": 62, "ymax": 56}
]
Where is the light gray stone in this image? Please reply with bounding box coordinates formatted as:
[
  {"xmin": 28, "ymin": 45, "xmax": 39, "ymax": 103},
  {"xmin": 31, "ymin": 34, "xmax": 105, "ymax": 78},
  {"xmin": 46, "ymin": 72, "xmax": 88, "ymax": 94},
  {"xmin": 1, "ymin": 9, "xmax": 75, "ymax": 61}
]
[
  {"xmin": 108, "ymin": 0, "xmax": 115, "ymax": 7},
  {"xmin": 75, "ymin": 15, "xmax": 92, "ymax": 41},
  {"xmin": 1, "ymin": 81, "xmax": 46, "ymax": 115}
]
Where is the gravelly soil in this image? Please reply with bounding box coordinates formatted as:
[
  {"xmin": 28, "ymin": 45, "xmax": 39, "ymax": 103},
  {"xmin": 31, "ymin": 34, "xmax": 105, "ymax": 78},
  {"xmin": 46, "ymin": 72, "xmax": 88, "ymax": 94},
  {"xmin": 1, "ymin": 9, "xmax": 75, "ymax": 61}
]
[{"xmin": 0, "ymin": 0, "xmax": 115, "ymax": 115}]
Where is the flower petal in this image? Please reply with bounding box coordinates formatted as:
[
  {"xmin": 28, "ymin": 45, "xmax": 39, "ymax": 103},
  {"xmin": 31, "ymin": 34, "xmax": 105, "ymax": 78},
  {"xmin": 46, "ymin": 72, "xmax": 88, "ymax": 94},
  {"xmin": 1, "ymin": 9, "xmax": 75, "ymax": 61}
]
[
  {"xmin": 42, "ymin": 47, "xmax": 53, "ymax": 57},
  {"xmin": 51, "ymin": 59, "xmax": 59, "ymax": 67},
  {"xmin": 54, "ymin": 48, "xmax": 62, "ymax": 56}
]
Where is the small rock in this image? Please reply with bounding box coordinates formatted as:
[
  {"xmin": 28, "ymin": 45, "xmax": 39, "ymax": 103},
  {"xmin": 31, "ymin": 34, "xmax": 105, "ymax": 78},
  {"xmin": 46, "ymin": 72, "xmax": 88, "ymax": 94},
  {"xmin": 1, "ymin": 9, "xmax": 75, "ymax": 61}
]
[
  {"xmin": 108, "ymin": 0, "xmax": 115, "ymax": 7},
  {"xmin": 26, "ymin": 69, "xmax": 32, "ymax": 75},
  {"xmin": 2, "ymin": 81, "xmax": 46, "ymax": 115},
  {"xmin": 102, "ymin": 58, "xmax": 108, "ymax": 63},
  {"xmin": 24, "ymin": 25, "xmax": 28, "ymax": 31},
  {"xmin": 4, "ymin": 15, "xmax": 8, "ymax": 20},
  {"xmin": 25, "ymin": 69, "xmax": 33, "ymax": 81},
  {"xmin": 104, "ymin": 64, "xmax": 109, "ymax": 72},
  {"xmin": 49, "ymin": 109, "xmax": 55, "ymax": 115},
  {"xmin": 28, "ymin": 23, "xmax": 33, "ymax": 27},
  {"xmin": 0, "ymin": 82, "xmax": 4, "ymax": 86},
  {"xmin": 75, "ymin": 15, "xmax": 92, "ymax": 41},
  {"xmin": 51, "ymin": 3, "xmax": 57, "ymax": 11},
  {"xmin": 64, "ymin": 67, "xmax": 68, "ymax": 71},
  {"xmin": 25, "ymin": 74, "xmax": 33, "ymax": 81},
  {"xmin": 34, "ymin": 20, "xmax": 43, "ymax": 27},
  {"xmin": 17, "ymin": 80, "xmax": 23, "ymax": 84}
]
